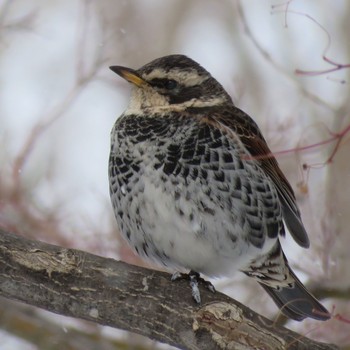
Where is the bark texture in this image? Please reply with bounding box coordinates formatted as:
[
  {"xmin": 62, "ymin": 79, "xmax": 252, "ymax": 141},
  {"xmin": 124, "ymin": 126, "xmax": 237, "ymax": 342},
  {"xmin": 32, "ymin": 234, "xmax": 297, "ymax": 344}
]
[{"xmin": 0, "ymin": 229, "xmax": 339, "ymax": 350}]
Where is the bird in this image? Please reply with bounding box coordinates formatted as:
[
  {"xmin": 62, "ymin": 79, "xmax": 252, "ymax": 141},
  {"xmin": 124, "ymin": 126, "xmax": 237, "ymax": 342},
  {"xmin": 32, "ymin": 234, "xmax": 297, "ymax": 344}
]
[{"xmin": 108, "ymin": 54, "xmax": 330, "ymax": 321}]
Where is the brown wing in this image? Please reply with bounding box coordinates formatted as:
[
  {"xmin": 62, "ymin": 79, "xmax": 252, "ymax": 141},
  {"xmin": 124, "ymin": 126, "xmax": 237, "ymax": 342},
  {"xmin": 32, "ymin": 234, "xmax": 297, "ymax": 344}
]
[{"xmin": 208, "ymin": 105, "xmax": 310, "ymax": 248}]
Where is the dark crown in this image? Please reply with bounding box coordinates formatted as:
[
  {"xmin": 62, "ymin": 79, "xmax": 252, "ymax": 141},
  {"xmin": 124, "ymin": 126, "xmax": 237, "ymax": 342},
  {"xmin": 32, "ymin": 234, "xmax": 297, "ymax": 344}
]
[
  {"xmin": 138, "ymin": 54, "xmax": 209, "ymax": 75},
  {"xmin": 137, "ymin": 55, "xmax": 233, "ymax": 106}
]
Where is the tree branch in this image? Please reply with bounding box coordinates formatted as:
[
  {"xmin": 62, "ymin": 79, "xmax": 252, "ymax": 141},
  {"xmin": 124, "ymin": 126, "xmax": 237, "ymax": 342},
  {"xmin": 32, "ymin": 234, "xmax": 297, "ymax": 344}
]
[{"xmin": 0, "ymin": 229, "xmax": 338, "ymax": 350}]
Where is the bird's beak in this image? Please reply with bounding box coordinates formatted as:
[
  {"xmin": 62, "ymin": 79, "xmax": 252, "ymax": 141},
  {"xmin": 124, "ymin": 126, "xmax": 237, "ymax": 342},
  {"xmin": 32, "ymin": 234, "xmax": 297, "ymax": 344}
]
[{"xmin": 109, "ymin": 66, "xmax": 146, "ymax": 87}]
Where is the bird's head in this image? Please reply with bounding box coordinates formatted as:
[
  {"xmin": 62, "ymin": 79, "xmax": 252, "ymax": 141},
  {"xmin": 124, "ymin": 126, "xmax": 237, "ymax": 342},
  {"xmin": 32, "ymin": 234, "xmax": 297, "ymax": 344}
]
[{"xmin": 110, "ymin": 54, "xmax": 233, "ymax": 112}]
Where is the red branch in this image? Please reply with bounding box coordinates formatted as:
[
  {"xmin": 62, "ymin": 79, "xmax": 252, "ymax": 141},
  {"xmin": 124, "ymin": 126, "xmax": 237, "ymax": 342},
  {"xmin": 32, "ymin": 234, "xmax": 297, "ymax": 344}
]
[
  {"xmin": 296, "ymin": 56, "xmax": 350, "ymax": 77},
  {"xmin": 271, "ymin": 3, "xmax": 350, "ymax": 77},
  {"xmin": 243, "ymin": 123, "xmax": 350, "ymax": 165}
]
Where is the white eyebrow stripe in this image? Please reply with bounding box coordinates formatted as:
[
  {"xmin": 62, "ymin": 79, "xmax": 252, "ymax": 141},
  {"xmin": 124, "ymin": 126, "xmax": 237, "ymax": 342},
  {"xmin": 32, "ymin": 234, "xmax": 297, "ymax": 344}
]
[{"xmin": 142, "ymin": 69, "xmax": 208, "ymax": 87}]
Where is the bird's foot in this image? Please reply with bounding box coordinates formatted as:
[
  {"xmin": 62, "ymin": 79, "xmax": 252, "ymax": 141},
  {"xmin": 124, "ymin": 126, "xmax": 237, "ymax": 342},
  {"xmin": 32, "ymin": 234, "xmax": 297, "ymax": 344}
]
[{"xmin": 171, "ymin": 270, "xmax": 216, "ymax": 304}]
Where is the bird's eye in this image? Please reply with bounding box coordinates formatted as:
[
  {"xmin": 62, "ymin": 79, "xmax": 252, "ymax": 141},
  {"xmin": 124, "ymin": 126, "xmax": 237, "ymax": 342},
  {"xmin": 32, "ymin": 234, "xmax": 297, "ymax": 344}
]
[
  {"xmin": 149, "ymin": 78, "xmax": 179, "ymax": 91},
  {"xmin": 164, "ymin": 79, "xmax": 178, "ymax": 90}
]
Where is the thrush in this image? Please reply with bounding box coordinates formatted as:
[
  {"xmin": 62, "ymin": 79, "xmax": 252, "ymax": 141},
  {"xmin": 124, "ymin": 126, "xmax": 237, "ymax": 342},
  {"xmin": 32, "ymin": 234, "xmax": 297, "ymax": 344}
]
[{"xmin": 108, "ymin": 54, "xmax": 330, "ymax": 321}]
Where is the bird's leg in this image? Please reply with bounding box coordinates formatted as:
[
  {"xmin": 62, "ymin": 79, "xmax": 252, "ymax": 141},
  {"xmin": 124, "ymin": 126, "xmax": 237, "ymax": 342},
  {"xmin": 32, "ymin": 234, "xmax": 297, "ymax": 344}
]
[{"xmin": 171, "ymin": 270, "xmax": 216, "ymax": 304}]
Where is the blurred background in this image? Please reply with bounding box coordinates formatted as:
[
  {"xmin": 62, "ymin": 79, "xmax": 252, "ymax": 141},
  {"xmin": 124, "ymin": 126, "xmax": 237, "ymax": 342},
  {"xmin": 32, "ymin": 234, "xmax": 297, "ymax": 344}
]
[{"xmin": 1, "ymin": 0, "xmax": 349, "ymax": 348}]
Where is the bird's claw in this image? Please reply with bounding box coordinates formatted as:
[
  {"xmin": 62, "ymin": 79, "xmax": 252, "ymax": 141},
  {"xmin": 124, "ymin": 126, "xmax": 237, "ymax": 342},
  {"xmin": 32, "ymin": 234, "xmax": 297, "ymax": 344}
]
[
  {"xmin": 190, "ymin": 277, "xmax": 201, "ymax": 303},
  {"xmin": 171, "ymin": 270, "xmax": 216, "ymax": 304},
  {"xmin": 171, "ymin": 271, "xmax": 183, "ymax": 281}
]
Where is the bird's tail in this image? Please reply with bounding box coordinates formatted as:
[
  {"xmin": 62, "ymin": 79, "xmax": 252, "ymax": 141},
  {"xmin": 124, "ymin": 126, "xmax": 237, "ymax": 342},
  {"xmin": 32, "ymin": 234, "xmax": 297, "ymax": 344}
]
[{"xmin": 243, "ymin": 242, "xmax": 331, "ymax": 321}]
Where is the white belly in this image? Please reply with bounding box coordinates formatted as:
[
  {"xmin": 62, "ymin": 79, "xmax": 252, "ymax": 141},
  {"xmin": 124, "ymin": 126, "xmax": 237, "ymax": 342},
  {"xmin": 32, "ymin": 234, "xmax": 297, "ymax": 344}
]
[{"xmin": 118, "ymin": 174, "xmax": 276, "ymax": 277}]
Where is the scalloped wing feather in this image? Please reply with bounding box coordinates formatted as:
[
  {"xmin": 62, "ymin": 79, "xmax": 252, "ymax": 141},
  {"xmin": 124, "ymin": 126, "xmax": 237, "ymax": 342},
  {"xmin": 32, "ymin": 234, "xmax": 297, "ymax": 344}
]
[{"xmin": 205, "ymin": 106, "xmax": 310, "ymax": 248}]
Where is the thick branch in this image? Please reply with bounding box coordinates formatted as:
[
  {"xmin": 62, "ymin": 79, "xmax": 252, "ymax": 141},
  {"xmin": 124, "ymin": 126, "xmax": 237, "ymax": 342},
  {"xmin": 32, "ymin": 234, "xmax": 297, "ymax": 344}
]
[{"xmin": 0, "ymin": 229, "xmax": 338, "ymax": 350}]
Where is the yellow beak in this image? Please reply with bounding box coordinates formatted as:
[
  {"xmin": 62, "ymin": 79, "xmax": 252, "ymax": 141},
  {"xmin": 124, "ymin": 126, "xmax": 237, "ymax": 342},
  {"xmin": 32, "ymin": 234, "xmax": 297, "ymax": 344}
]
[{"xmin": 109, "ymin": 66, "xmax": 145, "ymax": 87}]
